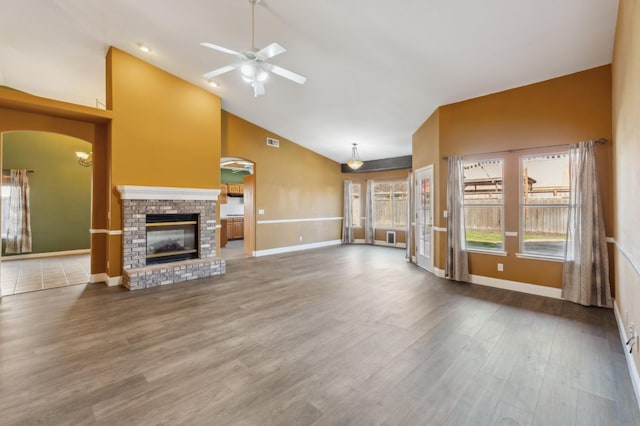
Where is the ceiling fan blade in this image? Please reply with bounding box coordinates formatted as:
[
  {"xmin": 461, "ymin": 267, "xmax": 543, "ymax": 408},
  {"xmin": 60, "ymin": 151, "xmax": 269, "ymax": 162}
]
[
  {"xmin": 255, "ymin": 42, "xmax": 286, "ymax": 61},
  {"xmin": 266, "ymin": 64, "xmax": 306, "ymax": 85},
  {"xmin": 202, "ymin": 64, "xmax": 240, "ymax": 79},
  {"xmin": 200, "ymin": 42, "xmax": 243, "ymax": 57},
  {"xmin": 253, "ymin": 81, "xmax": 266, "ymax": 97}
]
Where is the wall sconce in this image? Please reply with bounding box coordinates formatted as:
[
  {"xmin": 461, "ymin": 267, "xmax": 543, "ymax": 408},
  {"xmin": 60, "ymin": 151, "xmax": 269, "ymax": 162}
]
[
  {"xmin": 346, "ymin": 143, "xmax": 364, "ymax": 170},
  {"xmin": 75, "ymin": 151, "xmax": 93, "ymax": 167}
]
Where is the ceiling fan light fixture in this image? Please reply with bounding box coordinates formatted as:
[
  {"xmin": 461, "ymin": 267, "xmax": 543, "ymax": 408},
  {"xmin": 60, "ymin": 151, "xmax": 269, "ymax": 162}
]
[
  {"xmin": 200, "ymin": 0, "xmax": 305, "ymax": 97},
  {"xmin": 240, "ymin": 61, "xmax": 256, "ymax": 78},
  {"xmin": 256, "ymin": 69, "xmax": 268, "ymax": 82},
  {"xmin": 347, "ymin": 143, "xmax": 364, "ymax": 170}
]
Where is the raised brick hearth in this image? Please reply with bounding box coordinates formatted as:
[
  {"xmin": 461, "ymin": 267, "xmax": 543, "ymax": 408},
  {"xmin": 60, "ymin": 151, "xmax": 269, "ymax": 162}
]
[{"xmin": 117, "ymin": 186, "xmax": 225, "ymax": 290}]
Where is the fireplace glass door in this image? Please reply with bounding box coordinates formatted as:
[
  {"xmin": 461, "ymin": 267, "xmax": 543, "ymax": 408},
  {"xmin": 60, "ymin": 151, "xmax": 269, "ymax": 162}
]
[{"xmin": 146, "ymin": 214, "xmax": 198, "ymax": 265}]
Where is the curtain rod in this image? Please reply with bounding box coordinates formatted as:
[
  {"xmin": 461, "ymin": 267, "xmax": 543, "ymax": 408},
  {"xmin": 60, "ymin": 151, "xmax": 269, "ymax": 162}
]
[
  {"xmin": 2, "ymin": 169, "xmax": 34, "ymax": 173},
  {"xmin": 441, "ymin": 138, "xmax": 608, "ymax": 161}
]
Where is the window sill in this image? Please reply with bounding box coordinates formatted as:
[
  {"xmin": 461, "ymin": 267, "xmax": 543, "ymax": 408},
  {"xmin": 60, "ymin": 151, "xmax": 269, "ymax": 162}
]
[
  {"xmin": 515, "ymin": 253, "xmax": 564, "ymax": 262},
  {"xmin": 466, "ymin": 249, "xmax": 508, "ymax": 257}
]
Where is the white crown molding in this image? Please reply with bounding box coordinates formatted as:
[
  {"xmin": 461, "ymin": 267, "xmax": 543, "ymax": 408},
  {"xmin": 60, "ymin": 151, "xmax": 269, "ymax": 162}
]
[{"xmin": 116, "ymin": 185, "xmax": 221, "ymax": 201}]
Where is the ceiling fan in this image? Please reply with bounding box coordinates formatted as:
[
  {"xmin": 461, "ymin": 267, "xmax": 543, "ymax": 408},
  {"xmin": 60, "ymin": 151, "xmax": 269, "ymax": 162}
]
[{"xmin": 201, "ymin": 0, "xmax": 306, "ymax": 97}]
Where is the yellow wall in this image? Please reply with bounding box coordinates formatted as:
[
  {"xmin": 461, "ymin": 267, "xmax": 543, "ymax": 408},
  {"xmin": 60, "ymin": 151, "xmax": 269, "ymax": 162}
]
[
  {"xmin": 221, "ymin": 111, "xmax": 342, "ymax": 251},
  {"xmin": 612, "ymin": 0, "xmax": 640, "ymax": 383},
  {"xmin": 413, "ymin": 65, "xmax": 613, "ymax": 288},
  {"xmin": 106, "ymin": 48, "xmax": 221, "ymax": 276}
]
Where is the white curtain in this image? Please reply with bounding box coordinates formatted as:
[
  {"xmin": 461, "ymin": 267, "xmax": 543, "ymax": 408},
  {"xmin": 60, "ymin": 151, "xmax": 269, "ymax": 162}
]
[
  {"xmin": 6, "ymin": 169, "xmax": 32, "ymax": 254},
  {"xmin": 406, "ymin": 171, "xmax": 413, "ymax": 261},
  {"xmin": 445, "ymin": 156, "xmax": 469, "ymax": 281},
  {"xmin": 365, "ymin": 180, "xmax": 374, "ymax": 244},
  {"xmin": 342, "ymin": 180, "xmax": 354, "ymax": 244},
  {"xmin": 562, "ymin": 141, "xmax": 612, "ymax": 307}
]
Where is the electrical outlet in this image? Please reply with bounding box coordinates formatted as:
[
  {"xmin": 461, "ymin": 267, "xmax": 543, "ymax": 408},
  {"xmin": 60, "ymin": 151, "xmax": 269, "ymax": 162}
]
[
  {"xmin": 497, "ymin": 263, "xmax": 503, "ymax": 272},
  {"xmin": 299, "ymin": 235, "xmax": 303, "ymax": 242}
]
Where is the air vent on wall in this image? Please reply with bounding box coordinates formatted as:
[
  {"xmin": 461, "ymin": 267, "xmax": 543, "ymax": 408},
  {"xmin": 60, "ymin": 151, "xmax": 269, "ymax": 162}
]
[{"xmin": 266, "ymin": 137, "xmax": 280, "ymax": 148}]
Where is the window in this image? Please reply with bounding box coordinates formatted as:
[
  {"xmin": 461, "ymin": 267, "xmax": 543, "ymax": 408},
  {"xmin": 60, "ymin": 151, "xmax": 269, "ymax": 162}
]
[
  {"xmin": 463, "ymin": 159, "xmax": 504, "ymax": 251},
  {"xmin": 520, "ymin": 153, "xmax": 569, "ymax": 258},
  {"xmin": 351, "ymin": 182, "xmax": 361, "ymax": 227},
  {"xmin": 373, "ymin": 180, "xmax": 408, "ymax": 229}
]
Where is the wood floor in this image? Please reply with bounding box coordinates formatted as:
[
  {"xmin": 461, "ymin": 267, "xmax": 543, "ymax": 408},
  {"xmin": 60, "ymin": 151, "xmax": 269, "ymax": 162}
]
[{"xmin": 0, "ymin": 245, "xmax": 638, "ymax": 425}]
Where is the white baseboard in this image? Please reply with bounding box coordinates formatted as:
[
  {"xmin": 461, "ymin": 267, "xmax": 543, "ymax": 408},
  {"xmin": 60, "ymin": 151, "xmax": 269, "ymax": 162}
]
[
  {"xmin": 90, "ymin": 273, "xmax": 122, "ymax": 287},
  {"xmin": 373, "ymin": 240, "xmax": 407, "ymax": 249},
  {"xmin": 614, "ymin": 301, "xmax": 640, "ymax": 411},
  {"xmin": 469, "ymin": 274, "xmax": 562, "ymax": 299},
  {"xmin": 254, "ymin": 240, "xmax": 341, "ymax": 257},
  {"xmin": 431, "ymin": 267, "xmax": 562, "ymax": 299},
  {"xmin": 2, "ymin": 249, "xmax": 90, "ymax": 261}
]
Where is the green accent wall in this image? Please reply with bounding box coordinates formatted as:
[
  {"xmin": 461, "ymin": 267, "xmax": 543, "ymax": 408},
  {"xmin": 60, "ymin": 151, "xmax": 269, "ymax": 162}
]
[
  {"xmin": 221, "ymin": 167, "xmax": 249, "ymax": 184},
  {"xmin": 2, "ymin": 131, "xmax": 91, "ymax": 256}
]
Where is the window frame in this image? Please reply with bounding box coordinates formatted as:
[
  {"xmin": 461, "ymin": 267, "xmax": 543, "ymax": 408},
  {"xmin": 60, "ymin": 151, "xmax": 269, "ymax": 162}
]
[
  {"xmin": 372, "ymin": 179, "xmax": 408, "ymax": 230},
  {"xmin": 462, "ymin": 157, "xmax": 505, "ymax": 254},
  {"xmin": 518, "ymin": 150, "xmax": 570, "ymax": 260}
]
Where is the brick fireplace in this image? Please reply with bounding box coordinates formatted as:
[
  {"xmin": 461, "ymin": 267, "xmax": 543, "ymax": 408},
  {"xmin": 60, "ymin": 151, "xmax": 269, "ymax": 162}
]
[{"xmin": 117, "ymin": 186, "xmax": 225, "ymax": 290}]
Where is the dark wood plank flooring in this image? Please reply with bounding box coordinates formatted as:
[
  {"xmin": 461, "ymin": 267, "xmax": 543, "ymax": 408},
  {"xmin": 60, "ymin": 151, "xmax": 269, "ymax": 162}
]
[{"xmin": 0, "ymin": 245, "xmax": 638, "ymax": 425}]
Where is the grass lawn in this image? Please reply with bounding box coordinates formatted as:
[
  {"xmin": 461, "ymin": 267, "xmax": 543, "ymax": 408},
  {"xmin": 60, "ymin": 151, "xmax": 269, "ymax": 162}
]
[{"xmin": 465, "ymin": 230, "xmax": 565, "ymax": 249}]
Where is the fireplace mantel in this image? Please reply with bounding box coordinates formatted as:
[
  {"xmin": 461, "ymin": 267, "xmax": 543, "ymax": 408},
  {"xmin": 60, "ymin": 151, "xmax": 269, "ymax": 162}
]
[{"xmin": 117, "ymin": 185, "xmax": 220, "ymax": 201}]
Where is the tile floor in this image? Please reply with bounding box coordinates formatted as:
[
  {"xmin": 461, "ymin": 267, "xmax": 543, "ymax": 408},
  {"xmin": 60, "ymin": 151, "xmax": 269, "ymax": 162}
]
[
  {"xmin": 0, "ymin": 254, "xmax": 90, "ymax": 296},
  {"xmin": 0, "ymin": 244, "xmax": 246, "ymax": 297},
  {"xmin": 220, "ymin": 239, "xmax": 251, "ymax": 260}
]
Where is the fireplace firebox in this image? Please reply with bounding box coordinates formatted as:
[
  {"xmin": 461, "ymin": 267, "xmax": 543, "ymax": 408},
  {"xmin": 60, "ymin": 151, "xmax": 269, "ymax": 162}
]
[{"xmin": 146, "ymin": 213, "xmax": 199, "ymax": 265}]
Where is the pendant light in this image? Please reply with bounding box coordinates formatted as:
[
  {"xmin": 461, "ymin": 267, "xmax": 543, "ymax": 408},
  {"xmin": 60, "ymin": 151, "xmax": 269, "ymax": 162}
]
[{"xmin": 347, "ymin": 143, "xmax": 364, "ymax": 170}]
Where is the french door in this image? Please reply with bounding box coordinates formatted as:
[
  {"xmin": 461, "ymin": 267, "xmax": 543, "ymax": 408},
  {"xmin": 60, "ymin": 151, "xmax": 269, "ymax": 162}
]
[{"xmin": 415, "ymin": 165, "xmax": 434, "ymax": 271}]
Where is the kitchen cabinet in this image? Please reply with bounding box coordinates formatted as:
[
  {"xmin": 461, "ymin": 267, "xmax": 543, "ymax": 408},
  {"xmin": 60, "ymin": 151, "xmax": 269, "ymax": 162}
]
[
  {"xmin": 226, "ymin": 217, "xmax": 244, "ymax": 240},
  {"xmin": 220, "ymin": 183, "xmax": 228, "ymax": 204},
  {"xmin": 220, "ymin": 219, "xmax": 228, "ymax": 247},
  {"xmin": 227, "ymin": 183, "xmax": 243, "ymax": 196},
  {"xmin": 233, "ymin": 220, "xmax": 244, "ymax": 239}
]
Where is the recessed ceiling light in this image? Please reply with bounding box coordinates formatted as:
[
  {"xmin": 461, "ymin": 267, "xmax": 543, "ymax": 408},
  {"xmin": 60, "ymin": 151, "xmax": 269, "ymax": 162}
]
[
  {"xmin": 208, "ymin": 80, "xmax": 219, "ymax": 88},
  {"xmin": 138, "ymin": 43, "xmax": 151, "ymax": 53}
]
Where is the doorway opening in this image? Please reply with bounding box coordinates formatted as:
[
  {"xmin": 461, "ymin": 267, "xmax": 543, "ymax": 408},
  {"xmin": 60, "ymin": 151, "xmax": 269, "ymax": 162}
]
[
  {"xmin": 0, "ymin": 131, "xmax": 92, "ymax": 296},
  {"xmin": 220, "ymin": 157, "xmax": 255, "ymax": 260}
]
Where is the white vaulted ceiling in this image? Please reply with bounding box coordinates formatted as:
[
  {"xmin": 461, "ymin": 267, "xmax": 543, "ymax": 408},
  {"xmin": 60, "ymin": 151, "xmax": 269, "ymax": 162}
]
[{"xmin": 0, "ymin": 0, "xmax": 618, "ymax": 163}]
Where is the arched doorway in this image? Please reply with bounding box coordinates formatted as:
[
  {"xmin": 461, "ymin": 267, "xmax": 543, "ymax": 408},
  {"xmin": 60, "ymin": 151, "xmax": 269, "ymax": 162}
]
[
  {"xmin": 220, "ymin": 157, "xmax": 255, "ymax": 260},
  {"xmin": 0, "ymin": 90, "xmax": 111, "ymax": 299},
  {"xmin": 1, "ymin": 131, "xmax": 92, "ymax": 296}
]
